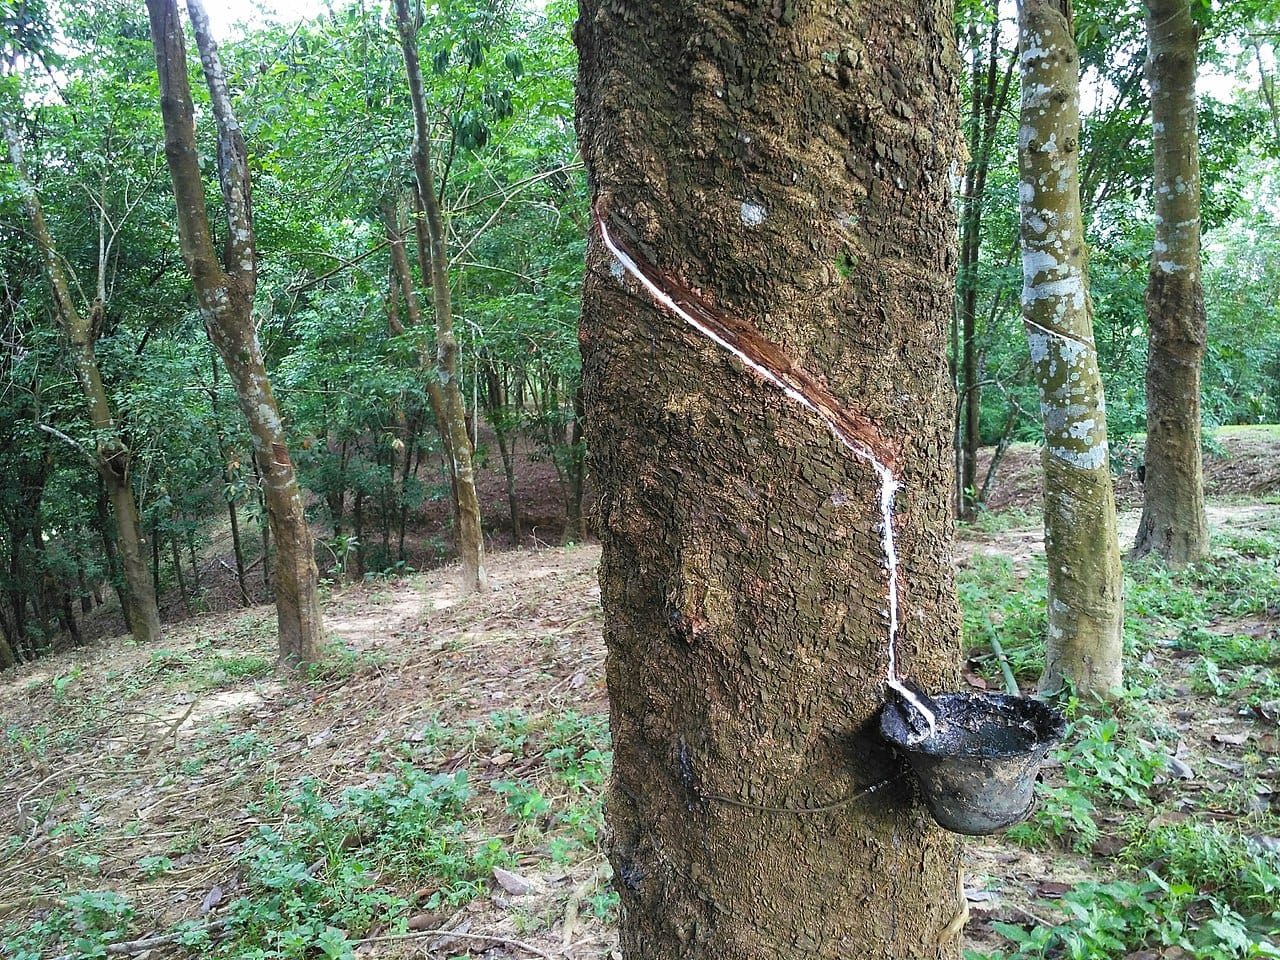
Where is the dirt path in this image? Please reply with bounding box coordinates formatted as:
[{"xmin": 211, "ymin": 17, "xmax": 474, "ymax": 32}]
[{"xmin": 961, "ymin": 500, "xmax": 1280, "ymax": 564}]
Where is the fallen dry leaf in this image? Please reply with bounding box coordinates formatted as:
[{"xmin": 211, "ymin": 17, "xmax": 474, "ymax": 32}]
[
  {"xmin": 1034, "ymin": 881, "xmax": 1072, "ymax": 897},
  {"xmin": 1211, "ymin": 732, "xmax": 1250, "ymax": 746}
]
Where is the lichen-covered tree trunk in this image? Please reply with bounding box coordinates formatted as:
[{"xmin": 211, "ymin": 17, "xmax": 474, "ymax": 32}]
[
  {"xmin": 1133, "ymin": 0, "xmax": 1208, "ymax": 564},
  {"xmin": 576, "ymin": 0, "xmax": 965, "ymax": 956},
  {"xmin": 1, "ymin": 114, "xmax": 162, "ymax": 645},
  {"xmin": 148, "ymin": 0, "xmax": 325, "ymax": 667},
  {"xmin": 391, "ymin": 0, "xmax": 488, "ymax": 592},
  {"xmin": 1017, "ymin": 0, "xmax": 1123, "ymax": 698}
]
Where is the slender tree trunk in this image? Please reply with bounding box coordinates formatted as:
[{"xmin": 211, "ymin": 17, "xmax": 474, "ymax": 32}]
[
  {"xmin": 228, "ymin": 497, "xmax": 250, "ymax": 605},
  {"xmin": 353, "ymin": 489, "xmax": 367, "ymax": 579},
  {"xmin": 391, "ymin": 0, "xmax": 488, "ymax": 591},
  {"xmin": 77, "ymin": 566, "xmax": 93, "ymax": 614},
  {"xmin": 187, "ymin": 529, "xmax": 200, "ymax": 592},
  {"xmin": 94, "ymin": 477, "xmax": 130, "ymax": 629},
  {"xmin": 1017, "ymin": 0, "xmax": 1123, "ymax": 699},
  {"xmin": 957, "ymin": 6, "xmax": 1016, "ymax": 519},
  {"xmin": 253, "ymin": 459, "xmax": 272, "ymax": 591},
  {"xmin": 59, "ymin": 589, "xmax": 82, "ymax": 648},
  {"xmin": 562, "ymin": 383, "xmax": 586, "ymax": 543},
  {"xmin": 1, "ymin": 114, "xmax": 163, "ymax": 645},
  {"xmin": 484, "ymin": 361, "xmax": 523, "ymax": 542},
  {"xmin": 148, "ymin": 0, "xmax": 324, "ymax": 666},
  {"xmin": 1132, "ymin": 0, "xmax": 1208, "ymax": 564},
  {"xmin": 171, "ymin": 527, "xmax": 191, "ymax": 614},
  {"xmin": 382, "ymin": 205, "xmax": 460, "ymax": 524},
  {"xmin": 151, "ymin": 518, "xmax": 162, "ymax": 597},
  {"xmin": 324, "ymin": 432, "xmax": 348, "ymax": 537},
  {"xmin": 576, "ymin": 0, "xmax": 965, "ymax": 955},
  {"xmin": 977, "ymin": 400, "xmax": 1023, "ymax": 506}
]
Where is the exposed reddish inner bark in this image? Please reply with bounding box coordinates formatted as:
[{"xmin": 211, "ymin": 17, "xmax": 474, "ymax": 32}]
[{"xmin": 597, "ymin": 207, "xmax": 898, "ymax": 472}]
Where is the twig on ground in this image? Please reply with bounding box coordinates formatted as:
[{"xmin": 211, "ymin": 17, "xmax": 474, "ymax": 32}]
[
  {"xmin": 348, "ymin": 927, "xmax": 556, "ymax": 959},
  {"xmin": 14, "ymin": 762, "xmax": 91, "ymax": 820},
  {"xmin": 142, "ymin": 698, "xmax": 198, "ymax": 759},
  {"xmin": 47, "ymin": 918, "xmax": 232, "ymax": 959}
]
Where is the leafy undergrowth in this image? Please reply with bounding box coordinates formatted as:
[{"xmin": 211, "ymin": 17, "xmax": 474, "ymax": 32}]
[
  {"xmin": 0, "ymin": 549, "xmax": 614, "ymax": 959},
  {"xmin": 5, "ymin": 503, "xmax": 1280, "ymax": 959},
  {"xmin": 961, "ymin": 502, "xmax": 1280, "ymax": 960}
]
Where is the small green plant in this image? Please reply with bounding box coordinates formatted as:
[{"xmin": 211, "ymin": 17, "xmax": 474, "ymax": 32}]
[
  {"xmin": 958, "ymin": 505, "xmax": 1042, "ymax": 535},
  {"xmin": 1191, "ymin": 657, "xmax": 1233, "ymax": 697},
  {"xmin": 2, "ymin": 890, "xmax": 137, "ymax": 960},
  {"xmin": 136, "ymin": 855, "xmax": 175, "ymax": 878},
  {"xmin": 544, "ymin": 712, "xmax": 611, "ymax": 790},
  {"xmin": 588, "ymin": 887, "xmax": 620, "ymax": 920},
  {"xmin": 970, "ymin": 873, "xmax": 1280, "ymax": 960},
  {"xmin": 216, "ymin": 654, "xmax": 275, "ymax": 680},
  {"xmin": 492, "ymin": 778, "xmax": 550, "ymax": 820},
  {"xmin": 222, "ymin": 764, "xmax": 506, "ymax": 958},
  {"xmin": 476, "ymin": 709, "xmax": 534, "ymax": 755},
  {"xmin": 228, "ymin": 731, "xmax": 270, "ymax": 760},
  {"xmin": 51, "ymin": 667, "xmax": 81, "ymax": 700},
  {"xmin": 1124, "ymin": 820, "xmax": 1280, "ymax": 916},
  {"xmin": 1178, "ymin": 627, "xmax": 1278, "ymax": 668},
  {"xmin": 957, "ymin": 554, "xmax": 1048, "ymax": 683},
  {"xmin": 1010, "ymin": 708, "xmax": 1168, "ymax": 853}
]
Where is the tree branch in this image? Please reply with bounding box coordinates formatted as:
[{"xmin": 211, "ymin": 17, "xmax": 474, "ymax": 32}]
[
  {"xmin": 185, "ymin": 0, "xmax": 256, "ymax": 290},
  {"xmin": 36, "ymin": 423, "xmax": 97, "ymax": 470}
]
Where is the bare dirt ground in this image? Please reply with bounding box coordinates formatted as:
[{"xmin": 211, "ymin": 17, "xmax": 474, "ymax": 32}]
[
  {"xmin": 4, "ymin": 428, "xmax": 1280, "ymax": 957},
  {"xmin": 981, "ymin": 425, "xmax": 1280, "ymax": 513}
]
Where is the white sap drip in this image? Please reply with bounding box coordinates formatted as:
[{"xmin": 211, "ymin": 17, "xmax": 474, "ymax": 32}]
[{"xmin": 599, "ymin": 218, "xmax": 936, "ymax": 738}]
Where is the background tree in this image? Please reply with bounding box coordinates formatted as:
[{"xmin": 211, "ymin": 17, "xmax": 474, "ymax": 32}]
[
  {"xmin": 1, "ymin": 62, "xmax": 164, "ymax": 645},
  {"xmin": 390, "ymin": 0, "xmax": 488, "ymax": 591},
  {"xmin": 955, "ymin": 0, "xmax": 1017, "ymax": 518},
  {"xmin": 1017, "ymin": 0, "xmax": 1124, "ymax": 698},
  {"xmin": 1132, "ymin": 0, "xmax": 1209, "ymax": 563},
  {"xmin": 147, "ymin": 0, "xmax": 325, "ymax": 666},
  {"xmin": 576, "ymin": 0, "xmax": 965, "ymax": 955}
]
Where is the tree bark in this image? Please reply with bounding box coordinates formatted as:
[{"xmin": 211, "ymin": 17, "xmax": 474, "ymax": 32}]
[
  {"xmin": 147, "ymin": 0, "xmax": 325, "ymax": 667},
  {"xmin": 1132, "ymin": 0, "xmax": 1208, "ymax": 564},
  {"xmin": 0, "ymin": 113, "xmax": 163, "ymax": 645},
  {"xmin": 562, "ymin": 383, "xmax": 586, "ymax": 543},
  {"xmin": 94, "ymin": 477, "xmax": 130, "ymax": 629},
  {"xmin": 382, "ymin": 204, "xmax": 459, "ymax": 526},
  {"xmin": 957, "ymin": 2, "xmax": 1016, "ymax": 519},
  {"xmin": 576, "ymin": 0, "xmax": 964, "ymax": 956},
  {"xmin": 0, "ymin": 625, "xmax": 15, "ymax": 670},
  {"xmin": 483, "ymin": 361, "xmax": 523, "ymax": 543},
  {"xmin": 390, "ymin": 0, "xmax": 488, "ymax": 592},
  {"xmin": 1017, "ymin": 0, "xmax": 1124, "ymax": 699}
]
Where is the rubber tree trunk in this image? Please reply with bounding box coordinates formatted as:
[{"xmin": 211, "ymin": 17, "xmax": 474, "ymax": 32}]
[
  {"xmin": 1132, "ymin": 0, "xmax": 1208, "ymax": 564},
  {"xmin": 1017, "ymin": 0, "xmax": 1123, "ymax": 699},
  {"xmin": 576, "ymin": 0, "xmax": 965, "ymax": 956},
  {"xmin": 1, "ymin": 114, "xmax": 163, "ymax": 645},
  {"xmin": 957, "ymin": 1, "xmax": 1016, "ymax": 518},
  {"xmin": 148, "ymin": 0, "xmax": 325, "ymax": 667},
  {"xmin": 482, "ymin": 361, "xmax": 523, "ymax": 543},
  {"xmin": 391, "ymin": 0, "xmax": 488, "ymax": 592},
  {"xmin": 381, "ymin": 206, "xmax": 458, "ymax": 520}
]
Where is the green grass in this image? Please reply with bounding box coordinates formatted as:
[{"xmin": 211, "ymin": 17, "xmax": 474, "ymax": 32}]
[
  {"xmin": 1, "ymin": 704, "xmax": 614, "ymax": 960},
  {"xmin": 957, "ymin": 553, "xmax": 1049, "ymax": 684},
  {"xmin": 1214, "ymin": 424, "xmax": 1280, "ymax": 440},
  {"xmin": 960, "ymin": 520, "xmax": 1280, "ymax": 959},
  {"xmin": 959, "ymin": 506, "xmax": 1043, "ymax": 535}
]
